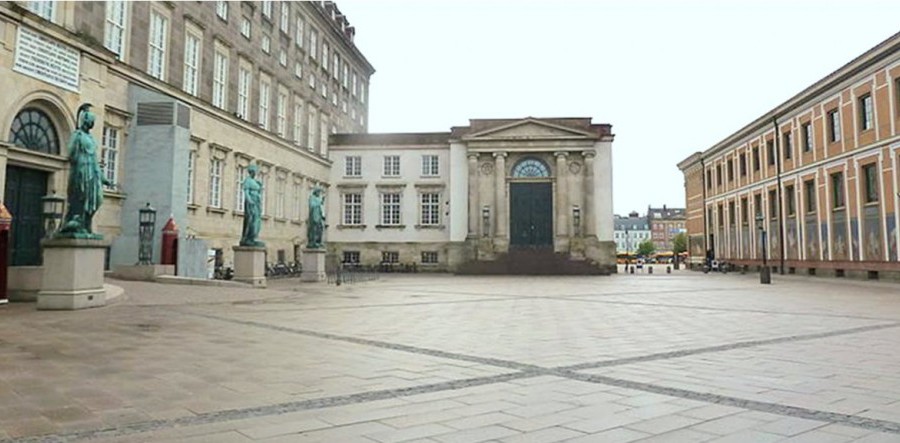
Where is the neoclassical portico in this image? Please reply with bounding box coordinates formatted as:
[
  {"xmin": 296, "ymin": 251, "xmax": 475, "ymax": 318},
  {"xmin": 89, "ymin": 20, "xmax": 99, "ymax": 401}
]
[{"xmin": 329, "ymin": 117, "xmax": 615, "ymax": 274}]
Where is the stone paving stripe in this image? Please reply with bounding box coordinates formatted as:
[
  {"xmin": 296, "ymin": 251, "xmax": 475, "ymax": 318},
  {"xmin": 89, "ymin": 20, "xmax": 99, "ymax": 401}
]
[
  {"xmin": 0, "ymin": 372, "xmax": 530, "ymax": 443},
  {"xmin": 561, "ymin": 371, "xmax": 900, "ymax": 435},
  {"xmin": 228, "ymin": 296, "xmax": 523, "ymax": 313},
  {"xmin": 556, "ymin": 322, "xmax": 900, "ymax": 371},
  {"xmin": 184, "ymin": 311, "xmax": 546, "ymax": 372}
]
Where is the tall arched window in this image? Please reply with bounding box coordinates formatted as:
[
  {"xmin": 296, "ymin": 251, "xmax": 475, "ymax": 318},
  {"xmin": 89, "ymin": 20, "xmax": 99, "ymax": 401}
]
[
  {"xmin": 8, "ymin": 108, "xmax": 60, "ymax": 155},
  {"xmin": 512, "ymin": 158, "xmax": 550, "ymax": 178}
]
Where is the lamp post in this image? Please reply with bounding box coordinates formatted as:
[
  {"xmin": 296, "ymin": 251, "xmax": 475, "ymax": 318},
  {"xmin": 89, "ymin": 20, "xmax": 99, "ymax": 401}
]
[
  {"xmin": 41, "ymin": 191, "xmax": 65, "ymax": 238},
  {"xmin": 138, "ymin": 203, "xmax": 157, "ymax": 265},
  {"xmin": 756, "ymin": 213, "xmax": 771, "ymax": 284}
]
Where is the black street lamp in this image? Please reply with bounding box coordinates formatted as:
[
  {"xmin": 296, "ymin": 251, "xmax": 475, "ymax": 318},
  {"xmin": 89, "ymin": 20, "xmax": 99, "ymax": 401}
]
[
  {"xmin": 756, "ymin": 213, "xmax": 771, "ymax": 284},
  {"xmin": 41, "ymin": 191, "xmax": 65, "ymax": 238},
  {"xmin": 138, "ymin": 203, "xmax": 157, "ymax": 265}
]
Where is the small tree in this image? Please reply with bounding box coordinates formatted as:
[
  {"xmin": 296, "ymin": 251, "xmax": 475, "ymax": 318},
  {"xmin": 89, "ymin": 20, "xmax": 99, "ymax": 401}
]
[
  {"xmin": 637, "ymin": 240, "xmax": 656, "ymax": 257},
  {"xmin": 672, "ymin": 233, "xmax": 688, "ymax": 255}
]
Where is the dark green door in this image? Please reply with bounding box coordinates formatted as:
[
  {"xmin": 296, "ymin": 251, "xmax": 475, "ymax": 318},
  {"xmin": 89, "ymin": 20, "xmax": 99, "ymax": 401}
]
[
  {"xmin": 509, "ymin": 182, "xmax": 553, "ymax": 248},
  {"xmin": 5, "ymin": 166, "xmax": 48, "ymax": 266}
]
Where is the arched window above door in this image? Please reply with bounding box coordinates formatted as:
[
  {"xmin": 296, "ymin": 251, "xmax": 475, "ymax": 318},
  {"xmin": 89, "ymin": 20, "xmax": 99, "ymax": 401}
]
[
  {"xmin": 511, "ymin": 158, "xmax": 550, "ymax": 178},
  {"xmin": 8, "ymin": 108, "xmax": 61, "ymax": 155}
]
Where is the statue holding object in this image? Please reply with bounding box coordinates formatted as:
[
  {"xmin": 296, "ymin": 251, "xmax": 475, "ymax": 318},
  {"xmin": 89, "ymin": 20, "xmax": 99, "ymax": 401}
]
[
  {"xmin": 306, "ymin": 187, "xmax": 325, "ymax": 249},
  {"xmin": 239, "ymin": 164, "xmax": 265, "ymax": 247}
]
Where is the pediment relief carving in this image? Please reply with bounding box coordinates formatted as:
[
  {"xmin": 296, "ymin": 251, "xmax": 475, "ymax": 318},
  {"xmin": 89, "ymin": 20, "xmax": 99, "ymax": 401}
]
[{"xmin": 466, "ymin": 120, "xmax": 594, "ymax": 140}]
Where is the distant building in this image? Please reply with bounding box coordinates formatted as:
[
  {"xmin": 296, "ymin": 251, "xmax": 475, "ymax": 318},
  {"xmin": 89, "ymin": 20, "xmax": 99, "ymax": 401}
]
[
  {"xmin": 677, "ymin": 31, "xmax": 900, "ymax": 279},
  {"xmin": 647, "ymin": 206, "xmax": 686, "ymax": 252},
  {"xmin": 613, "ymin": 212, "xmax": 649, "ymax": 253}
]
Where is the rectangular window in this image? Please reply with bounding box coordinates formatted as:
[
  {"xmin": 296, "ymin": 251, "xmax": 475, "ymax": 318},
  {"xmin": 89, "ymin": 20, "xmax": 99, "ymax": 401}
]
[
  {"xmin": 319, "ymin": 116, "xmax": 329, "ymax": 155},
  {"xmin": 237, "ymin": 66, "xmax": 251, "ymax": 120},
  {"xmin": 786, "ymin": 185, "xmax": 795, "ymax": 216},
  {"xmin": 209, "ymin": 158, "xmax": 223, "ymax": 208},
  {"xmin": 705, "ymin": 169, "xmax": 712, "ymax": 190},
  {"xmin": 422, "ymin": 155, "xmax": 439, "ymax": 176},
  {"xmin": 352, "ymin": 72, "xmax": 358, "ymax": 96},
  {"xmin": 860, "ymin": 94, "xmax": 874, "ymax": 131},
  {"xmin": 275, "ymin": 178, "xmax": 285, "ymax": 218},
  {"xmin": 187, "ymin": 150, "xmax": 195, "ymax": 204},
  {"xmin": 212, "ymin": 49, "xmax": 228, "ymax": 109},
  {"xmin": 308, "ymin": 73, "xmax": 316, "ymax": 89},
  {"xmin": 342, "ymin": 193, "xmax": 362, "ymax": 225},
  {"xmin": 322, "ymin": 42, "xmax": 330, "ymax": 72},
  {"xmin": 293, "ymin": 101, "xmax": 303, "ymax": 145},
  {"xmin": 261, "ymin": 34, "xmax": 271, "ymax": 54},
  {"xmin": 342, "ymin": 251, "xmax": 360, "ymax": 264},
  {"xmin": 768, "ymin": 190, "xmax": 777, "ymax": 219},
  {"xmin": 381, "ymin": 193, "xmax": 401, "ymax": 225},
  {"xmin": 752, "ymin": 147, "xmax": 760, "ymax": 171},
  {"xmin": 241, "ymin": 17, "xmax": 251, "ymax": 39},
  {"xmin": 345, "ymin": 156, "xmax": 361, "ymax": 177},
  {"xmin": 235, "ymin": 165, "xmax": 246, "ymax": 212},
  {"xmin": 828, "ymin": 109, "xmax": 841, "ymax": 142},
  {"xmin": 279, "ymin": 49, "xmax": 287, "ymax": 67},
  {"xmin": 292, "ymin": 182, "xmax": 302, "ymax": 220},
  {"xmin": 384, "ymin": 155, "xmax": 400, "ymax": 176},
  {"xmin": 104, "ymin": 1, "xmax": 126, "ymax": 58},
  {"xmin": 382, "ymin": 251, "xmax": 399, "ymax": 264},
  {"xmin": 783, "ymin": 132, "xmax": 792, "ymax": 160},
  {"xmin": 258, "ymin": 171, "xmax": 268, "ymax": 216},
  {"xmin": 753, "ymin": 194, "xmax": 762, "ymax": 219},
  {"xmin": 342, "ymin": 64, "xmax": 349, "ymax": 88},
  {"xmin": 276, "ymin": 91, "xmax": 287, "ymax": 137},
  {"xmin": 309, "ymin": 29, "xmax": 318, "ymax": 61},
  {"xmin": 280, "ymin": 2, "xmax": 289, "ymax": 32},
  {"xmin": 101, "ymin": 126, "xmax": 118, "ymax": 190},
  {"xmin": 28, "ymin": 1, "xmax": 55, "ymax": 21},
  {"xmin": 360, "ymin": 82, "xmax": 366, "ymax": 104},
  {"xmin": 717, "ymin": 205, "xmax": 723, "ymax": 227},
  {"xmin": 739, "ymin": 153, "xmax": 746, "ymax": 176},
  {"xmin": 804, "ymin": 180, "xmax": 816, "ymax": 213},
  {"xmin": 333, "ymin": 53, "xmax": 340, "ymax": 79},
  {"xmin": 183, "ymin": 32, "xmax": 201, "ymax": 96},
  {"xmin": 726, "ymin": 159, "xmax": 733, "ymax": 182},
  {"xmin": 295, "ymin": 15, "xmax": 304, "ymax": 47},
  {"xmin": 831, "ymin": 172, "xmax": 845, "ymax": 208},
  {"xmin": 863, "ymin": 163, "xmax": 879, "ymax": 203},
  {"xmin": 728, "ymin": 201, "xmax": 735, "ymax": 225},
  {"xmin": 294, "ymin": 61, "xmax": 303, "ymax": 79},
  {"xmin": 802, "ymin": 123, "xmax": 812, "ymax": 152},
  {"xmin": 216, "ymin": 1, "xmax": 228, "ymax": 20},
  {"xmin": 258, "ymin": 78, "xmax": 270, "ymax": 130},
  {"xmin": 261, "ymin": 1, "xmax": 272, "ymax": 19},
  {"xmin": 420, "ymin": 193, "xmax": 440, "ymax": 225},
  {"xmin": 715, "ymin": 164, "xmax": 722, "ymax": 186},
  {"xmin": 148, "ymin": 10, "xmax": 168, "ymax": 80},
  {"xmin": 741, "ymin": 197, "xmax": 748, "ymax": 224},
  {"xmin": 766, "ymin": 140, "xmax": 775, "ymax": 166},
  {"xmin": 307, "ymin": 107, "xmax": 317, "ymax": 150},
  {"xmin": 421, "ymin": 251, "xmax": 438, "ymax": 264}
]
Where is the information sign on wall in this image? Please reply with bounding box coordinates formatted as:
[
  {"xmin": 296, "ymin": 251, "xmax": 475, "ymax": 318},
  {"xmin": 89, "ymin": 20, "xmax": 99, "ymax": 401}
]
[{"xmin": 13, "ymin": 26, "xmax": 80, "ymax": 93}]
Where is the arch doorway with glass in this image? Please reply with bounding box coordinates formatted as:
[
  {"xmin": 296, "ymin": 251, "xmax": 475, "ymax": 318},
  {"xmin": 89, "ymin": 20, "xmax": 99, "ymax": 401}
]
[{"xmin": 509, "ymin": 158, "xmax": 553, "ymax": 249}]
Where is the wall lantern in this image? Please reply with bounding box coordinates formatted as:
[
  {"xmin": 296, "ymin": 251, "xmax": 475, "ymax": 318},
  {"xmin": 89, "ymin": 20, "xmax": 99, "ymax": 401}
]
[
  {"xmin": 481, "ymin": 205, "xmax": 491, "ymax": 237},
  {"xmin": 138, "ymin": 203, "xmax": 157, "ymax": 265},
  {"xmin": 572, "ymin": 205, "xmax": 582, "ymax": 233},
  {"xmin": 41, "ymin": 191, "xmax": 65, "ymax": 238}
]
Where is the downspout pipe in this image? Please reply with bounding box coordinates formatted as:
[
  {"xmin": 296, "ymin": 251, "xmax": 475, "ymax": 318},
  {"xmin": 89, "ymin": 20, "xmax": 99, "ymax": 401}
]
[
  {"xmin": 700, "ymin": 156, "xmax": 708, "ymax": 268},
  {"xmin": 773, "ymin": 116, "xmax": 786, "ymax": 275}
]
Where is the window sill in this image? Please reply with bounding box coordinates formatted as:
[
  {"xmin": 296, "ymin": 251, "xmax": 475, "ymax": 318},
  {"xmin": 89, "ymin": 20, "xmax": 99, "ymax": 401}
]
[
  {"xmin": 415, "ymin": 224, "xmax": 445, "ymax": 230},
  {"xmin": 103, "ymin": 190, "xmax": 127, "ymax": 200},
  {"xmin": 187, "ymin": 203, "xmax": 200, "ymax": 213},
  {"xmin": 343, "ymin": 175, "xmax": 362, "ymax": 179},
  {"xmin": 864, "ymin": 201, "xmax": 880, "ymax": 207},
  {"xmin": 274, "ymin": 217, "xmax": 288, "ymax": 223},
  {"xmin": 375, "ymin": 224, "xmax": 405, "ymax": 229},
  {"xmin": 207, "ymin": 207, "xmax": 227, "ymax": 215},
  {"xmin": 337, "ymin": 224, "xmax": 366, "ymax": 230},
  {"xmin": 261, "ymin": 215, "xmax": 270, "ymax": 221},
  {"xmin": 381, "ymin": 175, "xmax": 401, "ymax": 179},
  {"xmin": 291, "ymin": 219, "xmax": 303, "ymax": 226},
  {"xmin": 233, "ymin": 211, "xmax": 244, "ymax": 218}
]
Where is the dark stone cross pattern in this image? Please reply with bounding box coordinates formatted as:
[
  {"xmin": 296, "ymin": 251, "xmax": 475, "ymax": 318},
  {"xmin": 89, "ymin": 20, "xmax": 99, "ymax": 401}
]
[{"xmin": 4, "ymin": 313, "xmax": 899, "ymax": 443}]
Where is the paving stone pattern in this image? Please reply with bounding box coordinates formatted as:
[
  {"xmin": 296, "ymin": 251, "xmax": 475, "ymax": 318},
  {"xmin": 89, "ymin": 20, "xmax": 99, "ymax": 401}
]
[{"xmin": 2, "ymin": 269, "xmax": 900, "ymax": 442}]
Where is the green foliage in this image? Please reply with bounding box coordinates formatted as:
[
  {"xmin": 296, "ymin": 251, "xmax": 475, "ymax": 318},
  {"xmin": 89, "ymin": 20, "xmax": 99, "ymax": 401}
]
[
  {"xmin": 672, "ymin": 233, "xmax": 688, "ymax": 254},
  {"xmin": 637, "ymin": 240, "xmax": 656, "ymax": 257}
]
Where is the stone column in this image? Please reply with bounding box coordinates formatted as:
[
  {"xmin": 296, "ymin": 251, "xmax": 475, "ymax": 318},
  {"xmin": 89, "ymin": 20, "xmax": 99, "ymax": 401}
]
[
  {"xmin": 583, "ymin": 151, "xmax": 596, "ymax": 237},
  {"xmin": 493, "ymin": 152, "xmax": 507, "ymax": 238},
  {"xmin": 467, "ymin": 153, "xmax": 479, "ymax": 237},
  {"xmin": 555, "ymin": 152, "xmax": 569, "ymax": 237}
]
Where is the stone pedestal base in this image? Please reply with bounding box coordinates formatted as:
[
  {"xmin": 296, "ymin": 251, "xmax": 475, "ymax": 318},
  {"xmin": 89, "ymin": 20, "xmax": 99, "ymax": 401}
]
[
  {"xmin": 113, "ymin": 264, "xmax": 175, "ymax": 281},
  {"xmin": 301, "ymin": 248, "xmax": 326, "ymax": 282},
  {"xmin": 37, "ymin": 238, "xmax": 109, "ymax": 310},
  {"xmin": 233, "ymin": 246, "xmax": 266, "ymax": 288}
]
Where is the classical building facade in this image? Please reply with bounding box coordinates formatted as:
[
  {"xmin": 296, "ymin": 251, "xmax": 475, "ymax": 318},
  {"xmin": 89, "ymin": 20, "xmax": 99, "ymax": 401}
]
[
  {"xmin": 328, "ymin": 118, "xmax": 617, "ymax": 273},
  {"xmin": 613, "ymin": 212, "xmax": 649, "ymax": 254},
  {"xmin": 678, "ymin": 31, "xmax": 900, "ymax": 279},
  {"xmin": 647, "ymin": 205, "xmax": 685, "ymax": 253},
  {"xmin": 1, "ymin": 1, "xmax": 373, "ymax": 297}
]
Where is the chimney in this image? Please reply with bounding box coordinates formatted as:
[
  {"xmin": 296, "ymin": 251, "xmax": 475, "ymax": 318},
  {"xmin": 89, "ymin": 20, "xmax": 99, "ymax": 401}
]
[{"xmin": 346, "ymin": 26, "xmax": 355, "ymax": 42}]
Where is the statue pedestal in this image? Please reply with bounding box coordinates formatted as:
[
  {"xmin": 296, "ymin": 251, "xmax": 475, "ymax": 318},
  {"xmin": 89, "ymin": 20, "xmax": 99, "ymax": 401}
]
[
  {"xmin": 301, "ymin": 248, "xmax": 326, "ymax": 282},
  {"xmin": 37, "ymin": 238, "xmax": 109, "ymax": 310},
  {"xmin": 233, "ymin": 246, "xmax": 266, "ymax": 288}
]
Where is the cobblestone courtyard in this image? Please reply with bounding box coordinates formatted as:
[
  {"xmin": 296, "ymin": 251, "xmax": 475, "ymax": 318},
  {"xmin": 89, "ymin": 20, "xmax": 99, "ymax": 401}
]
[{"xmin": 2, "ymin": 270, "xmax": 900, "ymax": 442}]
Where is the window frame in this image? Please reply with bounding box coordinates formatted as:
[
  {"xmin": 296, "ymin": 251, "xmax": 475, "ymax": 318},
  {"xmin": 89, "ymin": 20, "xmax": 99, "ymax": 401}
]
[
  {"xmin": 383, "ymin": 155, "xmax": 401, "ymax": 177},
  {"xmin": 859, "ymin": 94, "xmax": 874, "ymax": 131},
  {"xmin": 380, "ymin": 192, "xmax": 402, "ymax": 225},
  {"xmin": 422, "ymin": 155, "xmax": 439, "ymax": 177},
  {"xmin": 863, "ymin": 163, "xmax": 879, "ymax": 204},
  {"xmin": 342, "ymin": 192, "xmax": 362, "ymax": 225},
  {"xmin": 345, "ymin": 156, "xmax": 361, "ymax": 177},
  {"xmin": 828, "ymin": 109, "xmax": 841, "ymax": 142},
  {"xmin": 101, "ymin": 125, "xmax": 119, "ymax": 190},
  {"xmin": 831, "ymin": 172, "xmax": 845, "ymax": 209},
  {"xmin": 419, "ymin": 192, "xmax": 440, "ymax": 226}
]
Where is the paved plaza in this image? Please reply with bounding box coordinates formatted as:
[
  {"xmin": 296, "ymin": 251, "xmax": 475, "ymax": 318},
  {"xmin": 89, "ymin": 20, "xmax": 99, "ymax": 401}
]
[{"xmin": 2, "ymin": 270, "xmax": 900, "ymax": 442}]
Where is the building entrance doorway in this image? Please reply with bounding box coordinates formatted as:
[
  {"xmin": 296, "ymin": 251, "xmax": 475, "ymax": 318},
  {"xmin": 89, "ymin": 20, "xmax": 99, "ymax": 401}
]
[
  {"xmin": 509, "ymin": 182, "xmax": 553, "ymax": 248},
  {"xmin": 4, "ymin": 166, "xmax": 48, "ymax": 265}
]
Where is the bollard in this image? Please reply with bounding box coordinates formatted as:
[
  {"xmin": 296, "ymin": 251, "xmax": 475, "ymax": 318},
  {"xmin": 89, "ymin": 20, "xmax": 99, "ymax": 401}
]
[
  {"xmin": 336, "ymin": 263, "xmax": 343, "ymax": 286},
  {"xmin": 667, "ymin": 266, "xmax": 671, "ymax": 274},
  {"xmin": 649, "ymin": 266, "xmax": 653, "ymax": 274},
  {"xmin": 630, "ymin": 266, "xmax": 635, "ymax": 274}
]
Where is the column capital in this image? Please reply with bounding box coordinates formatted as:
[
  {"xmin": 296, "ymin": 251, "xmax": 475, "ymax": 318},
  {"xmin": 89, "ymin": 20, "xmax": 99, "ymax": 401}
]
[
  {"xmin": 492, "ymin": 151, "xmax": 508, "ymax": 159},
  {"xmin": 467, "ymin": 153, "xmax": 480, "ymax": 161},
  {"xmin": 554, "ymin": 151, "xmax": 570, "ymax": 159},
  {"xmin": 582, "ymin": 150, "xmax": 597, "ymax": 160}
]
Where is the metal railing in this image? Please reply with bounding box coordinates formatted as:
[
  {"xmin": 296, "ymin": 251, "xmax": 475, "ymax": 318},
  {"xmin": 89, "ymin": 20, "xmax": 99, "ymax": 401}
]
[{"xmin": 326, "ymin": 263, "xmax": 380, "ymax": 285}]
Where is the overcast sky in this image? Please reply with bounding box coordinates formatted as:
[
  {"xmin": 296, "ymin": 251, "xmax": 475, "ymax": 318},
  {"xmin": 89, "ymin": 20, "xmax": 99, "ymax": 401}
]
[{"xmin": 337, "ymin": 0, "xmax": 900, "ymax": 215}]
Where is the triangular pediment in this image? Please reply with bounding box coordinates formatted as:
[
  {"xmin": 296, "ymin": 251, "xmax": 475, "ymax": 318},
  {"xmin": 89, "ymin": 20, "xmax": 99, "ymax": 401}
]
[{"xmin": 465, "ymin": 118, "xmax": 596, "ymax": 140}]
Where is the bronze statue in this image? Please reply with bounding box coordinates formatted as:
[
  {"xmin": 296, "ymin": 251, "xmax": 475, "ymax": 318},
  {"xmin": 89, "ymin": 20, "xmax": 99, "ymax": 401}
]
[
  {"xmin": 239, "ymin": 164, "xmax": 265, "ymax": 247},
  {"xmin": 307, "ymin": 187, "xmax": 325, "ymax": 249},
  {"xmin": 59, "ymin": 104, "xmax": 113, "ymax": 239}
]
